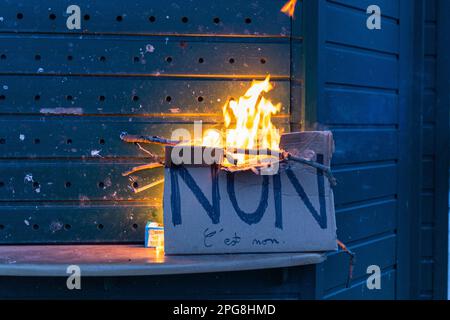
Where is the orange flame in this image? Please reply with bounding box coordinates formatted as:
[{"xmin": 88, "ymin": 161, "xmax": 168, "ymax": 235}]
[
  {"xmin": 281, "ymin": 0, "xmax": 298, "ymax": 17},
  {"xmin": 202, "ymin": 75, "xmax": 281, "ymax": 166}
]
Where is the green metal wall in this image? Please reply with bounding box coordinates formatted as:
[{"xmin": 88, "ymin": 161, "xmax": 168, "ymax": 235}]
[{"xmin": 0, "ymin": 0, "xmax": 295, "ymax": 243}]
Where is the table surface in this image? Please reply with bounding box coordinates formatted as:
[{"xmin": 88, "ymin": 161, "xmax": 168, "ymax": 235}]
[{"xmin": 0, "ymin": 245, "xmax": 326, "ymax": 277}]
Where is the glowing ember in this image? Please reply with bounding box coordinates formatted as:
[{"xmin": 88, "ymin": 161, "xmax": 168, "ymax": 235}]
[
  {"xmin": 202, "ymin": 75, "xmax": 282, "ymax": 167},
  {"xmin": 281, "ymin": 0, "xmax": 298, "ymax": 17}
]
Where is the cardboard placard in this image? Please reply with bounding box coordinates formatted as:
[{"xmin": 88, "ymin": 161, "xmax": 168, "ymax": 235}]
[{"xmin": 163, "ymin": 131, "xmax": 337, "ymax": 254}]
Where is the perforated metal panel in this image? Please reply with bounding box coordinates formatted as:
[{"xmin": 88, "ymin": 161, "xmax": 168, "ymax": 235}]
[{"xmin": 0, "ymin": 0, "xmax": 301, "ymax": 243}]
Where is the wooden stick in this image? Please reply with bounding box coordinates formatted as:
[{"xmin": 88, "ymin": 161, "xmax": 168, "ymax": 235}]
[
  {"xmin": 122, "ymin": 163, "xmax": 163, "ymax": 176},
  {"xmin": 120, "ymin": 132, "xmax": 181, "ymax": 146},
  {"xmin": 132, "ymin": 179, "xmax": 164, "ymax": 194}
]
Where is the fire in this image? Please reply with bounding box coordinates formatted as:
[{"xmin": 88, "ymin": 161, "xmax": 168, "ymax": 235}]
[
  {"xmin": 203, "ymin": 75, "xmax": 281, "ymax": 167},
  {"xmin": 281, "ymin": 0, "xmax": 298, "ymax": 17}
]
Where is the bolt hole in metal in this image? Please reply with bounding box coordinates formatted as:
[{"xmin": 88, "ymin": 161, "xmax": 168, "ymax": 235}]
[
  {"xmin": 83, "ymin": 14, "xmax": 90, "ymax": 21},
  {"xmin": 148, "ymin": 16, "xmax": 156, "ymax": 23},
  {"xmin": 65, "ymin": 181, "xmax": 71, "ymax": 188},
  {"xmin": 97, "ymin": 224, "xmax": 104, "ymax": 230},
  {"xmin": 0, "ymin": 224, "xmax": 4, "ymax": 230},
  {"xmin": 34, "ymin": 94, "xmax": 41, "ymax": 101},
  {"xmin": 0, "ymin": 95, "xmax": 5, "ymax": 101},
  {"xmin": 16, "ymin": 13, "xmax": 23, "ymax": 20},
  {"xmin": 0, "ymin": 54, "xmax": 6, "ymax": 60},
  {"xmin": 32, "ymin": 224, "xmax": 39, "ymax": 230},
  {"xmin": 181, "ymin": 16, "xmax": 189, "ymax": 23},
  {"xmin": 0, "ymin": 181, "xmax": 4, "ymax": 188},
  {"xmin": 98, "ymin": 181, "xmax": 105, "ymax": 188},
  {"xmin": 132, "ymin": 223, "xmax": 138, "ymax": 230},
  {"xmin": 34, "ymin": 138, "xmax": 40, "ymax": 144},
  {"xmin": 64, "ymin": 224, "xmax": 71, "ymax": 230},
  {"xmin": 49, "ymin": 13, "xmax": 56, "ymax": 20}
]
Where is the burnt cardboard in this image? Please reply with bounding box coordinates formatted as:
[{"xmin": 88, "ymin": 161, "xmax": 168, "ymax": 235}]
[{"xmin": 162, "ymin": 131, "xmax": 337, "ymax": 254}]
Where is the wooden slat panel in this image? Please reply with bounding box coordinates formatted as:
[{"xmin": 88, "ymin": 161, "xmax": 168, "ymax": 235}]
[
  {"xmin": 323, "ymin": 234, "xmax": 396, "ymax": 290},
  {"xmin": 336, "ymin": 198, "xmax": 397, "ymax": 243},
  {"xmin": 423, "ymin": 91, "xmax": 436, "ymax": 123},
  {"xmin": 333, "ymin": 163, "xmax": 397, "ymax": 205},
  {"xmin": 422, "ymin": 159, "xmax": 434, "ymax": 190},
  {"xmin": 0, "ymin": 36, "xmax": 291, "ymax": 76},
  {"xmin": 425, "ymin": 0, "xmax": 437, "ymax": 22},
  {"xmin": 326, "ymin": 2, "xmax": 399, "ymax": 53},
  {"xmin": 322, "ymin": 86, "xmax": 398, "ymax": 125},
  {"xmin": 0, "ymin": 0, "xmax": 290, "ymax": 36},
  {"xmin": 420, "ymin": 227, "xmax": 433, "ymax": 258},
  {"xmin": 324, "ymin": 269, "xmax": 396, "ymax": 299},
  {"xmin": 0, "ymin": 77, "xmax": 291, "ymax": 115},
  {"xmin": 422, "ymin": 125, "xmax": 435, "ymax": 156},
  {"xmin": 424, "ymin": 24, "xmax": 436, "ymax": 56},
  {"xmin": 332, "ymin": 129, "xmax": 397, "ymax": 164},
  {"xmin": 421, "ymin": 192, "xmax": 434, "ymax": 224},
  {"xmin": 328, "ymin": 0, "xmax": 399, "ymax": 19},
  {"xmin": 326, "ymin": 46, "xmax": 398, "ymax": 89},
  {"xmin": 0, "ymin": 205, "xmax": 158, "ymax": 243},
  {"xmin": 424, "ymin": 57, "xmax": 436, "ymax": 89},
  {"xmin": 420, "ymin": 260, "xmax": 433, "ymax": 292}
]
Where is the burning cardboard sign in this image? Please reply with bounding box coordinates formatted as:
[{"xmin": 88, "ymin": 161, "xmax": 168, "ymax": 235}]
[
  {"xmin": 163, "ymin": 131, "xmax": 337, "ymax": 254},
  {"xmin": 121, "ymin": 76, "xmax": 337, "ymax": 254}
]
